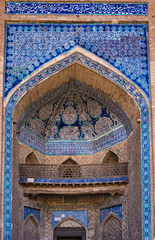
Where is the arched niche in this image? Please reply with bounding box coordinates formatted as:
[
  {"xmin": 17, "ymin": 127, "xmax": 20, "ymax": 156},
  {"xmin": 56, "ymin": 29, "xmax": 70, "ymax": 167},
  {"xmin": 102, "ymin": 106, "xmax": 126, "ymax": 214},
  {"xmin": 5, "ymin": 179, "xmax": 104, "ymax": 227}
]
[
  {"xmin": 16, "ymin": 79, "xmax": 132, "ymax": 155},
  {"xmin": 8, "ymin": 53, "xmax": 145, "ymax": 240},
  {"xmin": 102, "ymin": 214, "xmax": 122, "ymax": 240},
  {"xmin": 24, "ymin": 215, "xmax": 39, "ymax": 240},
  {"xmin": 25, "ymin": 152, "xmax": 39, "ymax": 164},
  {"xmin": 102, "ymin": 151, "xmax": 118, "ymax": 164},
  {"xmin": 62, "ymin": 158, "xmax": 78, "ymax": 165},
  {"xmin": 59, "ymin": 159, "xmax": 81, "ymax": 178}
]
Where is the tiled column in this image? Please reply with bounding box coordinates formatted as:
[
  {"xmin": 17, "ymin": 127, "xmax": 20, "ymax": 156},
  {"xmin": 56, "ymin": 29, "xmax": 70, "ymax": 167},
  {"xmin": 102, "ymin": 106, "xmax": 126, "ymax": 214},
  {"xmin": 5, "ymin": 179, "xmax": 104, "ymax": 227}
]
[
  {"xmin": 0, "ymin": 0, "xmax": 6, "ymax": 239},
  {"xmin": 149, "ymin": 0, "xmax": 155, "ymax": 238}
]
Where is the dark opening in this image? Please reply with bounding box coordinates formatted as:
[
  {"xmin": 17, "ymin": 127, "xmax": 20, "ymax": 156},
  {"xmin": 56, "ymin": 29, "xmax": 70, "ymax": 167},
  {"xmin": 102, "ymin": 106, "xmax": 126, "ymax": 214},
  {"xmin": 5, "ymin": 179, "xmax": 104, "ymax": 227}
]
[
  {"xmin": 54, "ymin": 227, "xmax": 85, "ymax": 240},
  {"xmin": 57, "ymin": 238, "xmax": 82, "ymax": 240}
]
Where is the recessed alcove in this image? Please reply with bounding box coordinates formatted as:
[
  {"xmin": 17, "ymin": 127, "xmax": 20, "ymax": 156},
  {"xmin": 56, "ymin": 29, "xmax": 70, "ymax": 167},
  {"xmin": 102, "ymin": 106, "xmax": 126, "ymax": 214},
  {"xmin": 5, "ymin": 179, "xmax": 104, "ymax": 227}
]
[
  {"xmin": 11, "ymin": 57, "xmax": 141, "ymax": 240},
  {"xmin": 102, "ymin": 151, "xmax": 118, "ymax": 164},
  {"xmin": 17, "ymin": 79, "xmax": 132, "ymax": 155},
  {"xmin": 25, "ymin": 152, "xmax": 39, "ymax": 165}
]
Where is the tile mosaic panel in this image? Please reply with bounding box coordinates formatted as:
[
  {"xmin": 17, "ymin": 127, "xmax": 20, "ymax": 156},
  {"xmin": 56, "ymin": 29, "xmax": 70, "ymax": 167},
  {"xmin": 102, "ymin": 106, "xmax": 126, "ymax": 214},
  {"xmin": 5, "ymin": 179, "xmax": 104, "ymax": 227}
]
[
  {"xmin": 5, "ymin": 23, "xmax": 149, "ymax": 98},
  {"xmin": 5, "ymin": 2, "xmax": 148, "ymax": 15},
  {"xmin": 4, "ymin": 53, "xmax": 151, "ymax": 240},
  {"xmin": 17, "ymin": 80, "xmax": 132, "ymax": 154},
  {"xmin": 100, "ymin": 205, "xmax": 122, "ymax": 224},
  {"xmin": 24, "ymin": 206, "xmax": 41, "ymax": 223},
  {"xmin": 51, "ymin": 210, "xmax": 88, "ymax": 228},
  {"xmin": 19, "ymin": 125, "xmax": 127, "ymax": 155}
]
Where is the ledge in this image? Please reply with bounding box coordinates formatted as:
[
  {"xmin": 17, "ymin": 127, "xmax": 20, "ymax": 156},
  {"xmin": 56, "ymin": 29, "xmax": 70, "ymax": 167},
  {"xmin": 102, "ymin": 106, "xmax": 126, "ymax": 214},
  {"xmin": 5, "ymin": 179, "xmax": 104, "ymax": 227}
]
[
  {"xmin": 19, "ymin": 176, "xmax": 128, "ymax": 195},
  {"xmin": 19, "ymin": 176, "xmax": 128, "ymax": 184}
]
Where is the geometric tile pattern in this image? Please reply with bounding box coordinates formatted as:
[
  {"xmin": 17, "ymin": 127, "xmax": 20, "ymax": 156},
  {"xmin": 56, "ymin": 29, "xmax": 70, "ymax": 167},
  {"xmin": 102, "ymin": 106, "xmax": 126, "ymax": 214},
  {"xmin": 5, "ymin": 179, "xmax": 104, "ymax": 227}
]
[
  {"xmin": 4, "ymin": 53, "xmax": 151, "ymax": 240},
  {"xmin": 18, "ymin": 80, "xmax": 132, "ymax": 154},
  {"xmin": 5, "ymin": 3, "xmax": 148, "ymax": 15},
  {"xmin": 51, "ymin": 210, "xmax": 88, "ymax": 228},
  {"xmin": 100, "ymin": 205, "xmax": 122, "ymax": 224},
  {"xmin": 24, "ymin": 206, "xmax": 40, "ymax": 223},
  {"xmin": 5, "ymin": 23, "xmax": 149, "ymax": 98},
  {"xmin": 19, "ymin": 176, "xmax": 129, "ymax": 184}
]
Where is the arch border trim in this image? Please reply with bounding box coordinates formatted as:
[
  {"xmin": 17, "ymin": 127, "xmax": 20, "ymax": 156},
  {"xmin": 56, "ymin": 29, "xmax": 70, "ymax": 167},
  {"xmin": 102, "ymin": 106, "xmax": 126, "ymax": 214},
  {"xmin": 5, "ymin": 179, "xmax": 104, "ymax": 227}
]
[{"xmin": 3, "ymin": 52, "xmax": 151, "ymax": 240}]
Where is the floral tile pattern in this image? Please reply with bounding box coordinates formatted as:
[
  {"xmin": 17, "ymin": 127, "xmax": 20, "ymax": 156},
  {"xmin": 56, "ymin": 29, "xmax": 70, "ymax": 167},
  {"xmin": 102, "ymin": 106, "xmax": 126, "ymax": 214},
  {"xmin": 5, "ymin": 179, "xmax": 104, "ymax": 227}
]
[{"xmin": 5, "ymin": 23, "xmax": 149, "ymax": 98}]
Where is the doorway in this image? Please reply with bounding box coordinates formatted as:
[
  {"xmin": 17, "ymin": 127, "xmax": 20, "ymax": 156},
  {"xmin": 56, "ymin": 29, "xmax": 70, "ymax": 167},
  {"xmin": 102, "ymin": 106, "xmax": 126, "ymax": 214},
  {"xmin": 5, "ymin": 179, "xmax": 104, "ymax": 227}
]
[{"xmin": 54, "ymin": 227, "xmax": 86, "ymax": 240}]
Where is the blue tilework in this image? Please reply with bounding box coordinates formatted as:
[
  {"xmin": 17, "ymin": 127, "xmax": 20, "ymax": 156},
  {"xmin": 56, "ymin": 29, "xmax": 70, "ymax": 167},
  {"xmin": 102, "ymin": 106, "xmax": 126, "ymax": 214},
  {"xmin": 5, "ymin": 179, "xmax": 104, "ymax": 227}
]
[
  {"xmin": 100, "ymin": 205, "xmax": 122, "ymax": 223},
  {"xmin": 19, "ymin": 80, "xmax": 130, "ymax": 140},
  {"xmin": 19, "ymin": 124, "xmax": 127, "ymax": 155},
  {"xmin": 4, "ymin": 53, "xmax": 151, "ymax": 240},
  {"xmin": 5, "ymin": 2, "xmax": 148, "ymax": 15},
  {"xmin": 17, "ymin": 79, "xmax": 132, "ymax": 154},
  {"xmin": 24, "ymin": 206, "xmax": 40, "ymax": 223},
  {"xmin": 5, "ymin": 23, "xmax": 149, "ymax": 98},
  {"xmin": 19, "ymin": 176, "xmax": 129, "ymax": 184},
  {"xmin": 51, "ymin": 210, "xmax": 88, "ymax": 228}
]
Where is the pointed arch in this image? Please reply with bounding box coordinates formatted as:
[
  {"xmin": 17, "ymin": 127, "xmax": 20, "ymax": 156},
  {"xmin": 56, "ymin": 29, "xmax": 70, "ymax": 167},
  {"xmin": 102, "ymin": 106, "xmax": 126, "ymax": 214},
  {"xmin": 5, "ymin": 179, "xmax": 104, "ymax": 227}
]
[
  {"xmin": 24, "ymin": 213, "xmax": 40, "ymax": 226},
  {"xmin": 101, "ymin": 212, "xmax": 122, "ymax": 226},
  {"xmin": 53, "ymin": 217, "xmax": 86, "ymax": 240},
  {"xmin": 4, "ymin": 47, "xmax": 149, "ymax": 107},
  {"xmin": 61, "ymin": 158, "xmax": 78, "ymax": 165},
  {"xmin": 102, "ymin": 213, "xmax": 122, "ymax": 240},
  {"xmin": 59, "ymin": 159, "xmax": 81, "ymax": 178},
  {"xmin": 24, "ymin": 215, "xmax": 39, "ymax": 240},
  {"xmin": 3, "ymin": 51, "xmax": 151, "ymax": 240},
  {"xmin": 25, "ymin": 152, "xmax": 39, "ymax": 164},
  {"xmin": 102, "ymin": 151, "xmax": 119, "ymax": 164},
  {"xmin": 53, "ymin": 216, "xmax": 87, "ymax": 230}
]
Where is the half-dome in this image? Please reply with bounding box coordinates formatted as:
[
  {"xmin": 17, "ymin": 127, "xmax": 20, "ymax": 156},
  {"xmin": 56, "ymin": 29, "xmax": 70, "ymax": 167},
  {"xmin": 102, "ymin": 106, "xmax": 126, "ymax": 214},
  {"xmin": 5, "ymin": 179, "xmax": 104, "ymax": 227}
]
[{"xmin": 17, "ymin": 80, "xmax": 132, "ymax": 155}]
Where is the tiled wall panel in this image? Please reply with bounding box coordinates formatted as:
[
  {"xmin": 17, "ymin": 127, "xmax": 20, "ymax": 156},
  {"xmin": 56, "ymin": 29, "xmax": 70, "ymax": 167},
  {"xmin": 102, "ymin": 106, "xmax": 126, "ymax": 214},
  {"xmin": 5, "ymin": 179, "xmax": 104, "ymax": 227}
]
[
  {"xmin": 51, "ymin": 210, "xmax": 88, "ymax": 228},
  {"xmin": 24, "ymin": 206, "xmax": 41, "ymax": 223},
  {"xmin": 5, "ymin": 23, "xmax": 149, "ymax": 98},
  {"xmin": 100, "ymin": 205, "xmax": 122, "ymax": 223}
]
